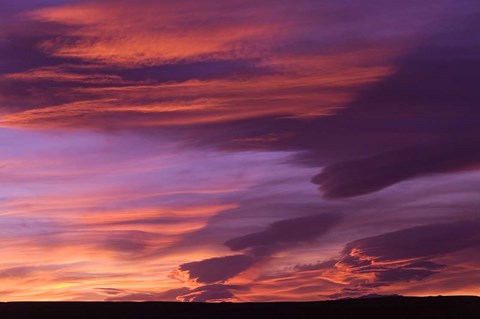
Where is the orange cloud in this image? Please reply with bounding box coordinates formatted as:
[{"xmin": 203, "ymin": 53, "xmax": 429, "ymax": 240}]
[
  {"xmin": 0, "ymin": 54, "xmax": 393, "ymax": 129},
  {"xmin": 0, "ymin": 1, "xmax": 404, "ymax": 130},
  {"xmin": 28, "ymin": 1, "xmax": 278, "ymax": 66}
]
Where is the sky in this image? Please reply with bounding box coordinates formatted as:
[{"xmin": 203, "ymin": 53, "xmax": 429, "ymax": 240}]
[{"xmin": 0, "ymin": 0, "xmax": 479, "ymax": 302}]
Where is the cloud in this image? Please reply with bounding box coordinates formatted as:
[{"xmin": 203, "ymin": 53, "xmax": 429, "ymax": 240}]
[
  {"xmin": 342, "ymin": 219, "xmax": 480, "ymax": 262},
  {"xmin": 27, "ymin": 1, "xmax": 276, "ymax": 66},
  {"xmin": 181, "ymin": 10, "xmax": 480, "ymax": 199},
  {"xmin": 172, "ymin": 255, "xmax": 257, "ymax": 284},
  {"xmin": 327, "ymin": 219, "xmax": 480, "ymax": 296},
  {"xmin": 225, "ymin": 213, "xmax": 342, "ymax": 255},
  {"xmin": 170, "ymin": 212, "xmax": 342, "ymax": 298},
  {"xmin": 373, "ymin": 264, "xmax": 444, "ymax": 284},
  {"xmin": 312, "ymin": 139, "xmax": 480, "ymax": 198},
  {"xmin": 106, "ymin": 285, "xmax": 244, "ymax": 302},
  {"xmin": 248, "ymin": 219, "xmax": 480, "ymax": 300},
  {"xmin": 2, "ymin": 0, "xmax": 480, "ymax": 303},
  {"xmin": 1, "ymin": 0, "xmax": 404, "ymax": 129},
  {"xmin": 306, "ymin": 17, "xmax": 480, "ymax": 197},
  {"xmin": 177, "ymin": 284, "xmax": 247, "ymax": 302}
]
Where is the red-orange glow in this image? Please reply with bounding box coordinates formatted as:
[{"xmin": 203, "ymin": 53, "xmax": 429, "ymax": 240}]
[{"xmin": 0, "ymin": 0, "xmax": 478, "ymax": 303}]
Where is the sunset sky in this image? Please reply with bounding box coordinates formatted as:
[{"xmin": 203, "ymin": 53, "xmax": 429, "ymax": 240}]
[{"xmin": 1, "ymin": 0, "xmax": 480, "ymax": 302}]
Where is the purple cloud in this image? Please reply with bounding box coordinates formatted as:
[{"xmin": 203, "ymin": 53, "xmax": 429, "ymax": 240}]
[
  {"xmin": 225, "ymin": 213, "xmax": 342, "ymax": 255},
  {"xmin": 342, "ymin": 219, "xmax": 480, "ymax": 262},
  {"xmin": 177, "ymin": 284, "xmax": 247, "ymax": 302},
  {"xmin": 172, "ymin": 213, "xmax": 342, "ymax": 288},
  {"xmin": 312, "ymin": 139, "xmax": 480, "ymax": 198},
  {"xmin": 175, "ymin": 255, "xmax": 257, "ymax": 284}
]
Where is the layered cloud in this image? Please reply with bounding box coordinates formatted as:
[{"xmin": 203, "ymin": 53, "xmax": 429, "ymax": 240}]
[
  {"xmin": 225, "ymin": 214, "xmax": 342, "ymax": 254},
  {"xmin": 173, "ymin": 255, "xmax": 257, "ymax": 284},
  {"xmin": 1, "ymin": 0, "xmax": 417, "ymax": 129},
  {"xmin": 234, "ymin": 219, "xmax": 480, "ymax": 301},
  {"xmin": 169, "ymin": 213, "xmax": 342, "ymax": 299},
  {"xmin": 0, "ymin": 0, "xmax": 479, "ymax": 302},
  {"xmin": 313, "ymin": 139, "xmax": 480, "ymax": 198},
  {"xmin": 324, "ymin": 219, "xmax": 480, "ymax": 297}
]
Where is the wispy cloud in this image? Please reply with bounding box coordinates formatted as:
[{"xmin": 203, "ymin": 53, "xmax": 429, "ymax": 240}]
[{"xmin": 0, "ymin": 0, "xmax": 479, "ymax": 302}]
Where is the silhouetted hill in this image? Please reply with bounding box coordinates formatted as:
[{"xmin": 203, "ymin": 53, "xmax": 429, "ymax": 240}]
[{"xmin": 1, "ymin": 296, "xmax": 479, "ymax": 319}]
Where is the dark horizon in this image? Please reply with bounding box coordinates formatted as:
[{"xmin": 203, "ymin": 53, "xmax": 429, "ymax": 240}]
[{"xmin": 2, "ymin": 296, "xmax": 480, "ymax": 319}]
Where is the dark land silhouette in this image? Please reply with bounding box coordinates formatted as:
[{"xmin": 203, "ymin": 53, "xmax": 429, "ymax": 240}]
[{"xmin": 1, "ymin": 296, "xmax": 479, "ymax": 319}]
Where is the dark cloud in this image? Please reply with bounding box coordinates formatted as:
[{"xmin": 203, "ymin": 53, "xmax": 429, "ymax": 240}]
[
  {"xmin": 177, "ymin": 284, "xmax": 247, "ymax": 302},
  {"xmin": 291, "ymin": 259, "xmax": 445, "ymax": 288},
  {"xmin": 310, "ymin": 19, "xmax": 480, "ymax": 197},
  {"xmin": 342, "ymin": 219, "xmax": 480, "ymax": 262},
  {"xmin": 0, "ymin": 19, "xmax": 80, "ymax": 76},
  {"xmin": 105, "ymin": 59, "xmax": 273, "ymax": 82},
  {"xmin": 184, "ymin": 14, "xmax": 480, "ymax": 199},
  {"xmin": 172, "ymin": 213, "xmax": 341, "ymax": 289},
  {"xmin": 293, "ymin": 259, "xmax": 338, "ymax": 272},
  {"xmin": 175, "ymin": 255, "xmax": 257, "ymax": 284},
  {"xmin": 331, "ymin": 219, "xmax": 480, "ymax": 293},
  {"xmin": 304, "ymin": 18, "xmax": 480, "ymax": 198},
  {"xmin": 225, "ymin": 213, "xmax": 342, "ymax": 255},
  {"xmin": 278, "ymin": 219, "xmax": 480, "ymax": 299},
  {"xmin": 374, "ymin": 266, "xmax": 442, "ymax": 284},
  {"xmin": 2, "ymin": 1, "xmax": 480, "ymax": 202},
  {"xmin": 312, "ymin": 139, "xmax": 480, "ymax": 198},
  {"xmin": 106, "ymin": 285, "xmax": 247, "ymax": 302}
]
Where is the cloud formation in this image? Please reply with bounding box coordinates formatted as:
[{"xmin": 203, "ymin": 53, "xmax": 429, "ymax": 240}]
[
  {"xmin": 171, "ymin": 213, "xmax": 342, "ymax": 292},
  {"xmin": 177, "ymin": 284, "xmax": 248, "ymax": 302},
  {"xmin": 341, "ymin": 219, "xmax": 480, "ymax": 263},
  {"xmin": 297, "ymin": 219, "xmax": 480, "ymax": 298},
  {"xmin": 225, "ymin": 213, "xmax": 342, "ymax": 255},
  {"xmin": 0, "ymin": 0, "xmax": 480, "ymax": 302},
  {"xmin": 1, "ymin": 0, "xmax": 409, "ymax": 129},
  {"xmin": 173, "ymin": 255, "xmax": 257, "ymax": 284},
  {"xmin": 313, "ymin": 139, "xmax": 480, "ymax": 198}
]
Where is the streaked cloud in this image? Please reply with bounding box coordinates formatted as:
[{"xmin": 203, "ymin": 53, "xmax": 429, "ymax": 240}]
[{"xmin": 0, "ymin": 0, "xmax": 479, "ymax": 302}]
